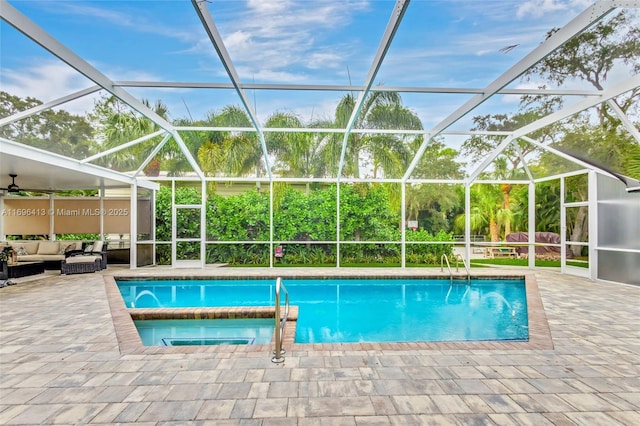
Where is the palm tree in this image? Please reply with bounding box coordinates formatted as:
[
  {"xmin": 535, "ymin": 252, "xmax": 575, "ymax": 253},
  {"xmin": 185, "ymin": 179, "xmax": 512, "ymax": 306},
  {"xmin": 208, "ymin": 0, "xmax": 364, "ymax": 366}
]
[
  {"xmin": 406, "ymin": 138, "xmax": 465, "ymax": 232},
  {"xmin": 196, "ymin": 106, "xmax": 265, "ymax": 178},
  {"xmin": 333, "ymin": 91, "xmax": 423, "ymax": 178},
  {"xmin": 455, "ymin": 183, "xmax": 511, "ymax": 242},
  {"xmin": 167, "ymin": 117, "xmax": 217, "ymax": 177},
  {"xmin": 93, "ymin": 96, "xmax": 170, "ymax": 174},
  {"xmin": 493, "ymin": 157, "xmax": 514, "ymax": 237},
  {"xmin": 264, "ymin": 112, "xmax": 325, "ymax": 179},
  {"xmin": 625, "ymin": 143, "xmax": 640, "ymax": 179}
]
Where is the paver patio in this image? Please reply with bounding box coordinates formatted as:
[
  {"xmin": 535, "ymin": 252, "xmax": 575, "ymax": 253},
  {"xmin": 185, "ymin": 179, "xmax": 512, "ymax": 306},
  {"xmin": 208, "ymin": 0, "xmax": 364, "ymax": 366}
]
[{"xmin": 0, "ymin": 267, "xmax": 638, "ymax": 424}]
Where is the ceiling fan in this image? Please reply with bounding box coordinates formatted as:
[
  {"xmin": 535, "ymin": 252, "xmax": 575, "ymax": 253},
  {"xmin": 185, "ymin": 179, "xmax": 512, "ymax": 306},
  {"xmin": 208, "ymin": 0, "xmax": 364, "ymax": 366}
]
[{"xmin": 1, "ymin": 174, "xmax": 54, "ymax": 194}]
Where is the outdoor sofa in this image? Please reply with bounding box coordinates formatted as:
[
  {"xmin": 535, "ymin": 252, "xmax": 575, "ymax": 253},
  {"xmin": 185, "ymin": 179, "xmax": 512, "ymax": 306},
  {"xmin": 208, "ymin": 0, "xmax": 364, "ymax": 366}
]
[{"xmin": 0, "ymin": 240, "xmax": 107, "ymax": 271}]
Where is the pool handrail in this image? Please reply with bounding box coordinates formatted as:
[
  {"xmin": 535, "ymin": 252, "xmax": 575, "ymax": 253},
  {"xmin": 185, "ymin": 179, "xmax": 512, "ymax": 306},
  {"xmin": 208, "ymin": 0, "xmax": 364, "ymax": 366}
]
[
  {"xmin": 441, "ymin": 253, "xmax": 470, "ymax": 282},
  {"xmin": 272, "ymin": 277, "xmax": 289, "ymax": 363},
  {"xmin": 454, "ymin": 253, "xmax": 471, "ymax": 282},
  {"xmin": 440, "ymin": 254, "xmax": 454, "ymax": 281}
]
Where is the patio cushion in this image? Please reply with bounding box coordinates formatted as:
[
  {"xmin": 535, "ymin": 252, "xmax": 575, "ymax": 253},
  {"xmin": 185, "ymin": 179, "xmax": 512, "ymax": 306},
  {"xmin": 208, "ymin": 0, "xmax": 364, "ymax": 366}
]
[
  {"xmin": 10, "ymin": 241, "xmax": 39, "ymax": 254},
  {"xmin": 92, "ymin": 241, "xmax": 104, "ymax": 252},
  {"xmin": 67, "ymin": 241, "xmax": 83, "ymax": 251},
  {"xmin": 25, "ymin": 242, "xmax": 39, "ymax": 254},
  {"xmin": 58, "ymin": 243, "xmax": 77, "ymax": 255},
  {"xmin": 20, "ymin": 254, "xmax": 65, "ymax": 262},
  {"xmin": 65, "ymin": 254, "xmax": 102, "ymax": 264},
  {"xmin": 37, "ymin": 241, "xmax": 60, "ymax": 255},
  {"xmin": 14, "ymin": 246, "xmax": 28, "ymax": 256}
]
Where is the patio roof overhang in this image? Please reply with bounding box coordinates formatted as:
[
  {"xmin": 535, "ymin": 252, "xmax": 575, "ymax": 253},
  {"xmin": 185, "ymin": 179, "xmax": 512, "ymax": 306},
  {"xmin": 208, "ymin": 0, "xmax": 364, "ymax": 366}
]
[{"xmin": 0, "ymin": 138, "xmax": 159, "ymax": 193}]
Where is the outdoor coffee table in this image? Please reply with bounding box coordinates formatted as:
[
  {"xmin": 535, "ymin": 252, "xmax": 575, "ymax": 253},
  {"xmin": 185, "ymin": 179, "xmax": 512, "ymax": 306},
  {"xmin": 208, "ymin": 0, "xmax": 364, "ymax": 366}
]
[{"xmin": 8, "ymin": 261, "xmax": 46, "ymax": 278}]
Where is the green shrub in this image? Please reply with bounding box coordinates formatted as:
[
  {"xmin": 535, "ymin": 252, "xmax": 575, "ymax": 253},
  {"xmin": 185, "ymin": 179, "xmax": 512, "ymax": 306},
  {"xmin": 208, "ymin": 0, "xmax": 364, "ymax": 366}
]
[{"xmin": 156, "ymin": 183, "xmax": 455, "ymax": 265}]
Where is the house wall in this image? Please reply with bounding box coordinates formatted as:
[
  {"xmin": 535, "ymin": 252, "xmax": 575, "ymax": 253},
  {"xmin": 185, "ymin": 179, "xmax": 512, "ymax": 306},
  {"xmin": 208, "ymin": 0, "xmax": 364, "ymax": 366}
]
[{"xmin": 2, "ymin": 197, "xmax": 131, "ymax": 235}]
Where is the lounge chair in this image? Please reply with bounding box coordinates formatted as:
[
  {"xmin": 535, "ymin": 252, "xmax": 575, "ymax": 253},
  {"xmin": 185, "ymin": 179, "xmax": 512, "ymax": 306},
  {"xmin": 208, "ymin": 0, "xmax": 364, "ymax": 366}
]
[{"xmin": 61, "ymin": 241, "xmax": 108, "ymax": 275}]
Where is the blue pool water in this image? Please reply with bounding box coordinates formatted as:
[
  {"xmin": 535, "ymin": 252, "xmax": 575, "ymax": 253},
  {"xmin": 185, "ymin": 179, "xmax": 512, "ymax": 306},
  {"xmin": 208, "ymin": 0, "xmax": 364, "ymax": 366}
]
[
  {"xmin": 134, "ymin": 318, "xmax": 274, "ymax": 346},
  {"xmin": 117, "ymin": 278, "xmax": 528, "ymax": 344}
]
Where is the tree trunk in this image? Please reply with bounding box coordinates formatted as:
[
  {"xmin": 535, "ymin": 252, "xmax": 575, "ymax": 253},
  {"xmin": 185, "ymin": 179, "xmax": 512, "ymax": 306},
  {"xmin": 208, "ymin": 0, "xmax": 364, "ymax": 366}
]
[
  {"xmin": 144, "ymin": 158, "xmax": 161, "ymax": 176},
  {"xmin": 490, "ymin": 220, "xmax": 500, "ymax": 243},
  {"xmin": 501, "ymin": 183, "xmax": 512, "ymax": 237}
]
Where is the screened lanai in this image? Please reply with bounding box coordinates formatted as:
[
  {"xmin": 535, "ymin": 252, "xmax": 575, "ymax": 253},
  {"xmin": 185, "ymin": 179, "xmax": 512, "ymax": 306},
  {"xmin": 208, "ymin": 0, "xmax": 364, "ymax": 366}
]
[{"xmin": 1, "ymin": 0, "xmax": 639, "ymax": 284}]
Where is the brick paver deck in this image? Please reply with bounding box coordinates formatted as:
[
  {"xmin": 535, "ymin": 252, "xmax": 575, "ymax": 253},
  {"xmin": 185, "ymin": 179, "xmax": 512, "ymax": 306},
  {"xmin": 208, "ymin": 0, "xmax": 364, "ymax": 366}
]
[{"xmin": 1, "ymin": 267, "xmax": 638, "ymax": 424}]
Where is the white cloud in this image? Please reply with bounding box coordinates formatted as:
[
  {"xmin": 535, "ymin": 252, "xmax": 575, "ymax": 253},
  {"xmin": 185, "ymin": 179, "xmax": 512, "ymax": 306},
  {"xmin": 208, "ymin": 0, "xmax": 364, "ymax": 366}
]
[
  {"xmin": 516, "ymin": 0, "xmax": 568, "ymax": 19},
  {"xmin": 569, "ymin": 0, "xmax": 596, "ymax": 10},
  {"xmin": 41, "ymin": 2, "xmax": 198, "ymax": 44},
  {"xmin": 1, "ymin": 60, "xmax": 98, "ymax": 115},
  {"xmin": 235, "ymin": 66, "xmax": 308, "ymax": 85},
  {"xmin": 211, "ymin": 0, "xmax": 371, "ymax": 82},
  {"xmin": 246, "ymin": 0, "xmax": 293, "ymax": 14},
  {"xmin": 307, "ymin": 52, "xmax": 343, "ymax": 70},
  {"xmin": 1, "ymin": 59, "xmax": 168, "ymax": 116},
  {"xmin": 224, "ymin": 31, "xmax": 254, "ymax": 55}
]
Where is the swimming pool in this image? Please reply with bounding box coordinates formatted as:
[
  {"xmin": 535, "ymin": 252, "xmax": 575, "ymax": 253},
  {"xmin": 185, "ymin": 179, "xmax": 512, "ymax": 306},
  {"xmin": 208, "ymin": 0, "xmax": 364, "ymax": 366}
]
[{"xmin": 117, "ymin": 277, "xmax": 528, "ymax": 344}]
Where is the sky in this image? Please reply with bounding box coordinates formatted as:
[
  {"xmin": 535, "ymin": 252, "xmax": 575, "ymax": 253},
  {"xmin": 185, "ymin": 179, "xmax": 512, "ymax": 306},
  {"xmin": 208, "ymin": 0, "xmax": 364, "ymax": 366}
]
[{"xmin": 0, "ymin": 0, "xmax": 635, "ymax": 166}]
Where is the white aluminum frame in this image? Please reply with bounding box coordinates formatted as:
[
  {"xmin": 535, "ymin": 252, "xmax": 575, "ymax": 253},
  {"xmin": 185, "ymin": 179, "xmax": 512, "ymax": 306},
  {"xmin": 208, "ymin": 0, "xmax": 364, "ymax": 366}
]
[{"xmin": 1, "ymin": 0, "xmax": 639, "ymax": 276}]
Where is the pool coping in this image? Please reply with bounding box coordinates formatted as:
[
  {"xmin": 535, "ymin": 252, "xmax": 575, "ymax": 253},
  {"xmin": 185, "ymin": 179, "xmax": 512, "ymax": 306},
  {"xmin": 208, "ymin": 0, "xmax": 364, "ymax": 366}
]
[{"xmin": 103, "ymin": 272, "xmax": 553, "ymax": 355}]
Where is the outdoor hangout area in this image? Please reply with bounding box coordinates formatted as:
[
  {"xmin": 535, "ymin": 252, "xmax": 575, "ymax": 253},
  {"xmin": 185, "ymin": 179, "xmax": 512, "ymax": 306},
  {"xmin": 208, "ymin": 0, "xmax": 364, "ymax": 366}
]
[{"xmin": 1, "ymin": 0, "xmax": 640, "ymax": 424}]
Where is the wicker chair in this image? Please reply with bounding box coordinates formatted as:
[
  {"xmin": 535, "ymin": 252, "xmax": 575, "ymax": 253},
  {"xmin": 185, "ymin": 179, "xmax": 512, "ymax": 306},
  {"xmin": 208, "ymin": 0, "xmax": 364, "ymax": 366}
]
[
  {"xmin": 61, "ymin": 257, "xmax": 101, "ymax": 275},
  {"xmin": 61, "ymin": 241, "xmax": 108, "ymax": 275}
]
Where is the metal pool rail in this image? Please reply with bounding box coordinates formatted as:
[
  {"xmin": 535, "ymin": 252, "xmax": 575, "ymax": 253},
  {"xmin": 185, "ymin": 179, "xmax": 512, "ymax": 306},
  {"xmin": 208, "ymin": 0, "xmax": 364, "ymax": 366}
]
[
  {"xmin": 441, "ymin": 253, "xmax": 470, "ymax": 282},
  {"xmin": 454, "ymin": 253, "xmax": 471, "ymax": 282},
  {"xmin": 441, "ymin": 254, "xmax": 453, "ymax": 281},
  {"xmin": 271, "ymin": 277, "xmax": 289, "ymax": 363}
]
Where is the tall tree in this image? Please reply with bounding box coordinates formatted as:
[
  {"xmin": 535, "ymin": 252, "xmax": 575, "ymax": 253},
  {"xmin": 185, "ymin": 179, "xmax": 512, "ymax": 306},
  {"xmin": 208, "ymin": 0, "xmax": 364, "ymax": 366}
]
[
  {"xmin": 461, "ymin": 103, "xmax": 555, "ymax": 239},
  {"xmin": 525, "ymin": 11, "xmax": 640, "ymax": 253},
  {"xmin": 524, "ymin": 10, "xmax": 640, "ymax": 176},
  {"xmin": 525, "ymin": 11, "xmax": 640, "ymax": 129},
  {"xmin": 462, "ymin": 95, "xmax": 563, "ymax": 168},
  {"xmin": 406, "ymin": 139, "xmax": 465, "ymax": 232},
  {"xmin": 0, "ymin": 91, "xmax": 96, "ymax": 159}
]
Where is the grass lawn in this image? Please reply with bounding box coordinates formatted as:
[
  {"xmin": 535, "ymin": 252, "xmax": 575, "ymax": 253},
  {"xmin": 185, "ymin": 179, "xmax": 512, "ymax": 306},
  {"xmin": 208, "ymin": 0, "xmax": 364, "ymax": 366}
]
[
  {"xmin": 471, "ymin": 258, "xmax": 553, "ymax": 267},
  {"xmin": 234, "ymin": 263, "xmax": 447, "ymax": 268},
  {"xmin": 231, "ymin": 259, "xmax": 588, "ymax": 269},
  {"xmin": 471, "ymin": 258, "xmax": 589, "ymax": 268}
]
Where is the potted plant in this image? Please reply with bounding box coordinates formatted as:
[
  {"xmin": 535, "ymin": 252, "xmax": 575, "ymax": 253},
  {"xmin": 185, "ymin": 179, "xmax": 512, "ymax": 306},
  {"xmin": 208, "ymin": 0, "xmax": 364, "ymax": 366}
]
[{"xmin": 1, "ymin": 246, "xmax": 15, "ymax": 281}]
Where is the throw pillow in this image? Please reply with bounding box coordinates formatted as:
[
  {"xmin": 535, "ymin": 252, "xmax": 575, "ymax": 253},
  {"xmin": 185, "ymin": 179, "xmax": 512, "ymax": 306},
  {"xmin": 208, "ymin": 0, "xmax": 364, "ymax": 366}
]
[
  {"xmin": 37, "ymin": 241, "xmax": 60, "ymax": 255},
  {"xmin": 59, "ymin": 244, "xmax": 75, "ymax": 255},
  {"xmin": 92, "ymin": 241, "xmax": 104, "ymax": 252},
  {"xmin": 16, "ymin": 246, "xmax": 28, "ymax": 256},
  {"xmin": 84, "ymin": 244, "xmax": 94, "ymax": 253}
]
